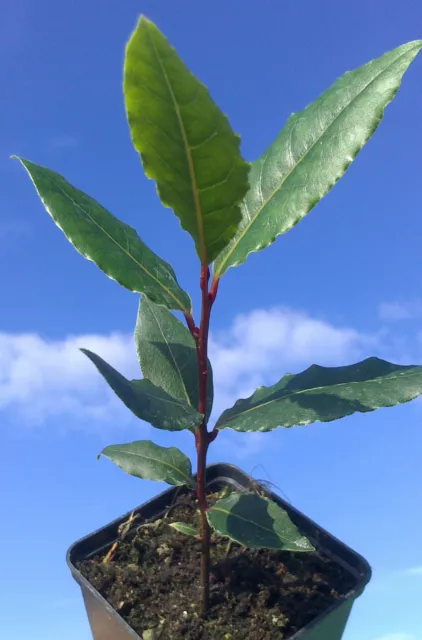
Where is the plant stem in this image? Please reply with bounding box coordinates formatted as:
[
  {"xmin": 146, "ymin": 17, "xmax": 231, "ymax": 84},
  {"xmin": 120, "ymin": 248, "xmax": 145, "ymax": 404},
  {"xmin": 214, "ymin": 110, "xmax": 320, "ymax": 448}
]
[
  {"xmin": 196, "ymin": 428, "xmax": 210, "ymax": 616},
  {"xmin": 196, "ymin": 265, "xmax": 211, "ymax": 616},
  {"xmin": 186, "ymin": 267, "xmax": 219, "ymax": 617}
]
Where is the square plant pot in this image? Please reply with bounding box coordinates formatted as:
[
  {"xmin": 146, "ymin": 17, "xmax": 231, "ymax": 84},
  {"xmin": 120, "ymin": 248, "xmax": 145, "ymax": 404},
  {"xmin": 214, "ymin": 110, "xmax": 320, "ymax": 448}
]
[{"xmin": 67, "ymin": 463, "xmax": 371, "ymax": 639}]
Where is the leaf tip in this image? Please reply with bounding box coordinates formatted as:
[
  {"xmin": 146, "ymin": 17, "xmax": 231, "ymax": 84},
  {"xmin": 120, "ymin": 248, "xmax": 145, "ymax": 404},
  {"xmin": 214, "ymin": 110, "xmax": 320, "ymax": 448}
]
[
  {"xmin": 138, "ymin": 14, "xmax": 152, "ymax": 24},
  {"xmin": 131, "ymin": 13, "xmax": 155, "ymax": 36},
  {"xmin": 10, "ymin": 155, "xmax": 26, "ymax": 169}
]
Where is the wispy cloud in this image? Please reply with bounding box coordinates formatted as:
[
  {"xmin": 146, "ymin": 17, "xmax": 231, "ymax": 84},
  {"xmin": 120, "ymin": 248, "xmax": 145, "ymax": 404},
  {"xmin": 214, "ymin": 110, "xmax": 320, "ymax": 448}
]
[
  {"xmin": 378, "ymin": 300, "xmax": 422, "ymax": 322},
  {"xmin": 0, "ymin": 307, "xmax": 373, "ymax": 433}
]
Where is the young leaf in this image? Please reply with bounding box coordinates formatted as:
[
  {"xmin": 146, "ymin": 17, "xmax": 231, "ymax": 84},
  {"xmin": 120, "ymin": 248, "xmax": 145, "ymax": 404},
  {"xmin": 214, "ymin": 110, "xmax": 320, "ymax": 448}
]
[
  {"xmin": 207, "ymin": 491, "xmax": 314, "ymax": 551},
  {"xmin": 81, "ymin": 348, "xmax": 203, "ymax": 431},
  {"xmin": 214, "ymin": 40, "xmax": 422, "ymax": 276},
  {"xmin": 124, "ymin": 16, "xmax": 250, "ymax": 265},
  {"xmin": 216, "ymin": 357, "xmax": 422, "ymax": 432},
  {"xmin": 135, "ymin": 297, "xmax": 213, "ymax": 419},
  {"xmin": 15, "ymin": 158, "xmax": 191, "ymax": 313},
  {"xmin": 98, "ymin": 440, "xmax": 195, "ymax": 487},
  {"xmin": 169, "ymin": 522, "xmax": 200, "ymax": 537}
]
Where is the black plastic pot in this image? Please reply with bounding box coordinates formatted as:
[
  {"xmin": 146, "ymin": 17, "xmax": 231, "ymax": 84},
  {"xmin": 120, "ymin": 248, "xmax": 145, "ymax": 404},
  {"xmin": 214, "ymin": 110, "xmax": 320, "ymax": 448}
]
[{"xmin": 67, "ymin": 463, "xmax": 371, "ymax": 639}]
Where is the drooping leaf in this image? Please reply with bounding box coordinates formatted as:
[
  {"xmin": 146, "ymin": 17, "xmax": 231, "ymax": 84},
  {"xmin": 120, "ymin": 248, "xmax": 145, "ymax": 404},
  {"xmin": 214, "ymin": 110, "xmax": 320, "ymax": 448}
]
[
  {"xmin": 98, "ymin": 440, "xmax": 195, "ymax": 487},
  {"xmin": 169, "ymin": 522, "xmax": 200, "ymax": 537},
  {"xmin": 135, "ymin": 297, "xmax": 213, "ymax": 419},
  {"xmin": 207, "ymin": 491, "xmax": 314, "ymax": 551},
  {"xmin": 124, "ymin": 16, "xmax": 250, "ymax": 264},
  {"xmin": 81, "ymin": 348, "xmax": 203, "ymax": 431},
  {"xmin": 216, "ymin": 357, "xmax": 422, "ymax": 432},
  {"xmin": 214, "ymin": 41, "xmax": 422, "ymax": 276},
  {"xmin": 15, "ymin": 158, "xmax": 191, "ymax": 312}
]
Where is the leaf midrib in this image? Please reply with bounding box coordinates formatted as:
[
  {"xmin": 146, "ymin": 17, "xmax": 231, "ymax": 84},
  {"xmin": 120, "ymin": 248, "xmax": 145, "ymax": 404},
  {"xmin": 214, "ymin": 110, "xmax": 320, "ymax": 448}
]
[
  {"xmin": 209, "ymin": 499, "xmax": 290, "ymax": 541},
  {"xmin": 134, "ymin": 381, "xmax": 198, "ymax": 414},
  {"xmin": 218, "ymin": 366, "xmax": 422, "ymax": 426},
  {"xmin": 145, "ymin": 300, "xmax": 193, "ymax": 407},
  {"xmin": 53, "ymin": 180, "xmax": 187, "ymax": 310},
  {"xmin": 20, "ymin": 160, "xmax": 189, "ymax": 313},
  {"xmin": 104, "ymin": 446, "xmax": 192, "ymax": 485},
  {"xmin": 145, "ymin": 24, "xmax": 207, "ymax": 264},
  {"xmin": 215, "ymin": 47, "xmax": 416, "ymax": 275}
]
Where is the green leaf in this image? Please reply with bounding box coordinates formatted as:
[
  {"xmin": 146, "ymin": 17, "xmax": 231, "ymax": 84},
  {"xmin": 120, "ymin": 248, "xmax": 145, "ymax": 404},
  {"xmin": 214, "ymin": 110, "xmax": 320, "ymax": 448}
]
[
  {"xmin": 81, "ymin": 348, "xmax": 203, "ymax": 431},
  {"xmin": 135, "ymin": 297, "xmax": 213, "ymax": 419},
  {"xmin": 216, "ymin": 357, "xmax": 422, "ymax": 432},
  {"xmin": 207, "ymin": 491, "xmax": 314, "ymax": 551},
  {"xmin": 214, "ymin": 41, "xmax": 422, "ymax": 276},
  {"xmin": 124, "ymin": 16, "xmax": 250, "ymax": 265},
  {"xmin": 15, "ymin": 157, "xmax": 191, "ymax": 313},
  {"xmin": 169, "ymin": 522, "xmax": 200, "ymax": 537},
  {"xmin": 98, "ymin": 440, "xmax": 195, "ymax": 487}
]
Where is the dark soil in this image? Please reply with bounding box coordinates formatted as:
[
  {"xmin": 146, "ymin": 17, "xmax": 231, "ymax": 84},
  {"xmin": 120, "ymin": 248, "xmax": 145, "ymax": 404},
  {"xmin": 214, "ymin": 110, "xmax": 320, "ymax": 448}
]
[{"xmin": 78, "ymin": 487, "xmax": 357, "ymax": 639}]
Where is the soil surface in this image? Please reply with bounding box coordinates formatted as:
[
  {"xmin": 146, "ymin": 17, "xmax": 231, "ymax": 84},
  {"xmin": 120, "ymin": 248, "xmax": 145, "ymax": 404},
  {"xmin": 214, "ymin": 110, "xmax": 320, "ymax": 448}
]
[{"xmin": 78, "ymin": 486, "xmax": 357, "ymax": 639}]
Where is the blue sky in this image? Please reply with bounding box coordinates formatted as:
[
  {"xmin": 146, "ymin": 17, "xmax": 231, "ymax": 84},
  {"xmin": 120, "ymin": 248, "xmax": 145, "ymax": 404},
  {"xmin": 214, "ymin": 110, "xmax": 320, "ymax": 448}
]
[{"xmin": 1, "ymin": 1, "xmax": 422, "ymax": 639}]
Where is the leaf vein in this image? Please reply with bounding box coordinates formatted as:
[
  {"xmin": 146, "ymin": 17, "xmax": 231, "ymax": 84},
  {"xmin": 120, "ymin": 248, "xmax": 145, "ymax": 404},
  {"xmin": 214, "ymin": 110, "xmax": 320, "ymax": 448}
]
[{"xmin": 216, "ymin": 48, "xmax": 415, "ymax": 274}]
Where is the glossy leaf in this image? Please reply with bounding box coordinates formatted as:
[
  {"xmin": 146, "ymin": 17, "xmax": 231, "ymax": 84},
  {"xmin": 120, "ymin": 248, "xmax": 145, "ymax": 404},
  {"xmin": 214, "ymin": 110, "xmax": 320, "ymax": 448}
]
[
  {"xmin": 15, "ymin": 158, "xmax": 191, "ymax": 312},
  {"xmin": 169, "ymin": 522, "xmax": 200, "ymax": 537},
  {"xmin": 207, "ymin": 491, "xmax": 314, "ymax": 551},
  {"xmin": 216, "ymin": 357, "xmax": 422, "ymax": 432},
  {"xmin": 98, "ymin": 440, "xmax": 195, "ymax": 487},
  {"xmin": 81, "ymin": 348, "xmax": 203, "ymax": 431},
  {"xmin": 124, "ymin": 16, "xmax": 250, "ymax": 264},
  {"xmin": 214, "ymin": 41, "xmax": 422, "ymax": 276},
  {"xmin": 135, "ymin": 297, "xmax": 213, "ymax": 419}
]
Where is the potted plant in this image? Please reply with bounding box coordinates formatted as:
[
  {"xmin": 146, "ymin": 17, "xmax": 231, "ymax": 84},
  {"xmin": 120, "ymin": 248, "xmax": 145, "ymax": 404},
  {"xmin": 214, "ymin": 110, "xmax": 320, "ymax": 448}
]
[{"xmin": 14, "ymin": 16, "xmax": 422, "ymax": 640}]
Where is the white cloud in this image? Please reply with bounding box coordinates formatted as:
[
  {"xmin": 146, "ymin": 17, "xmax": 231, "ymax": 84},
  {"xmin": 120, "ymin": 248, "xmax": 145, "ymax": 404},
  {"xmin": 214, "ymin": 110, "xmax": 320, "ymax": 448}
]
[
  {"xmin": 0, "ymin": 331, "xmax": 138, "ymax": 426},
  {"xmin": 209, "ymin": 306, "xmax": 375, "ymax": 416},
  {"xmin": 0, "ymin": 307, "xmax": 374, "ymax": 431},
  {"xmin": 379, "ymin": 300, "xmax": 422, "ymax": 322}
]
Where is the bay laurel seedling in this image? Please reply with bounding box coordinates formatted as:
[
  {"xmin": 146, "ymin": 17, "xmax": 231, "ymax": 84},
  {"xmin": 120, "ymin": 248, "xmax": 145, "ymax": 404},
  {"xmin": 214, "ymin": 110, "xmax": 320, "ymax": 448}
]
[{"xmin": 15, "ymin": 16, "xmax": 422, "ymax": 617}]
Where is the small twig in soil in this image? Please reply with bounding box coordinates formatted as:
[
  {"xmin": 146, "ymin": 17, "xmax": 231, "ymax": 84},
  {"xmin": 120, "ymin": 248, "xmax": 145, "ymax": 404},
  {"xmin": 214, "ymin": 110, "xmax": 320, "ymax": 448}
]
[
  {"xmin": 136, "ymin": 519, "xmax": 163, "ymax": 531},
  {"xmin": 103, "ymin": 510, "xmax": 138, "ymax": 564},
  {"xmin": 103, "ymin": 541, "xmax": 119, "ymax": 564},
  {"xmin": 224, "ymin": 539, "xmax": 233, "ymax": 559}
]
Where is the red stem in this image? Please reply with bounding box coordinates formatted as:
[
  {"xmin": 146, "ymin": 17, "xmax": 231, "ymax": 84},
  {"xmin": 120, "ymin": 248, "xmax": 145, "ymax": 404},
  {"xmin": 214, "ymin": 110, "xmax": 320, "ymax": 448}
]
[
  {"xmin": 186, "ymin": 268, "xmax": 220, "ymax": 616},
  {"xmin": 184, "ymin": 312, "xmax": 199, "ymax": 341},
  {"xmin": 196, "ymin": 265, "xmax": 211, "ymax": 616}
]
